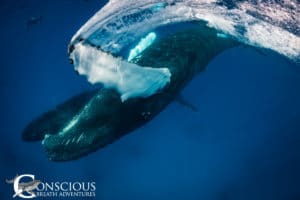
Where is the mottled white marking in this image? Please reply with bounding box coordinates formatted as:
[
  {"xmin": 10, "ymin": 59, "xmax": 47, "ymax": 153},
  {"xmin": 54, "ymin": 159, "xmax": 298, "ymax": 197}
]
[{"xmin": 70, "ymin": 43, "xmax": 171, "ymax": 102}]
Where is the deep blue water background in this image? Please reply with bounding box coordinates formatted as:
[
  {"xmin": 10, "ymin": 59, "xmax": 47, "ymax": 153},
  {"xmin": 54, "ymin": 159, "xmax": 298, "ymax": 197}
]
[{"xmin": 1, "ymin": 0, "xmax": 300, "ymax": 199}]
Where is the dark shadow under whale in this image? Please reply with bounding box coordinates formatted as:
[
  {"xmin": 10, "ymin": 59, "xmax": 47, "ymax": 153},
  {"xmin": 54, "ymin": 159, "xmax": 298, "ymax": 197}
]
[{"xmin": 22, "ymin": 22, "xmax": 237, "ymax": 161}]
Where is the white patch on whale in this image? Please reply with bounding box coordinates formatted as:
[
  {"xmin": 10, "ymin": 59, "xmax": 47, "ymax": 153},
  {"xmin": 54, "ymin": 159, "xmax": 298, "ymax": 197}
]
[{"xmin": 70, "ymin": 43, "xmax": 171, "ymax": 102}]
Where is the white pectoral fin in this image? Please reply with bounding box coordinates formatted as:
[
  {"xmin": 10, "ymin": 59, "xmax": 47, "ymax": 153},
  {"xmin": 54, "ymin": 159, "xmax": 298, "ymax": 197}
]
[
  {"xmin": 119, "ymin": 65, "xmax": 171, "ymax": 102},
  {"xmin": 71, "ymin": 43, "xmax": 171, "ymax": 102}
]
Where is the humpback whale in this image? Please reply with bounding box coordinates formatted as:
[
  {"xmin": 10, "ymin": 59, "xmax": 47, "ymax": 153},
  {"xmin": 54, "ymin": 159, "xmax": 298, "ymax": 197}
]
[{"xmin": 22, "ymin": 0, "xmax": 299, "ymax": 161}]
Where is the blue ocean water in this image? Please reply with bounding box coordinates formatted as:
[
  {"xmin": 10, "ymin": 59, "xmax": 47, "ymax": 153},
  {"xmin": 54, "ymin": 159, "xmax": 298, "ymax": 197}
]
[{"xmin": 1, "ymin": 0, "xmax": 300, "ymax": 200}]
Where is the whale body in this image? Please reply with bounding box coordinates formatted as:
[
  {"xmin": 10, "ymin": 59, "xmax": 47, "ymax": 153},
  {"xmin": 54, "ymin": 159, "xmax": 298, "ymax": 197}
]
[{"xmin": 22, "ymin": 0, "xmax": 299, "ymax": 161}]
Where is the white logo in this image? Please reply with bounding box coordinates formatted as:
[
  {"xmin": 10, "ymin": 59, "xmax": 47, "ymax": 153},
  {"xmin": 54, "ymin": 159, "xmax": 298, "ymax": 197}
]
[
  {"xmin": 6, "ymin": 174, "xmax": 96, "ymax": 198},
  {"xmin": 6, "ymin": 174, "xmax": 41, "ymax": 199}
]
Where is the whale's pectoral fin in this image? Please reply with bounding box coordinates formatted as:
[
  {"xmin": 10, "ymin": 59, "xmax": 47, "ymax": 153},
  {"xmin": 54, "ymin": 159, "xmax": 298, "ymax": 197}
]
[
  {"xmin": 175, "ymin": 94, "xmax": 199, "ymax": 113},
  {"xmin": 71, "ymin": 43, "xmax": 171, "ymax": 102},
  {"xmin": 22, "ymin": 89, "xmax": 98, "ymax": 141}
]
